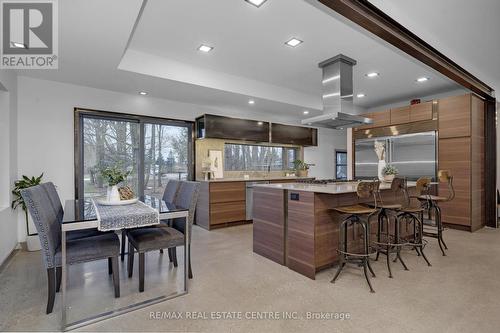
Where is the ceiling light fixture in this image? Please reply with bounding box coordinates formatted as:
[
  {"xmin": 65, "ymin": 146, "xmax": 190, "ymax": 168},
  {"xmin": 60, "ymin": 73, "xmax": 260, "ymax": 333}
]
[
  {"xmin": 248, "ymin": 100, "xmax": 255, "ymax": 105},
  {"xmin": 357, "ymin": 93, "xmax": 366, "ymax": 98},
  {"xmin": 303, "ymin": 110, "xmax": 310, "ymax": 115},
  {"xmin": 198, "ymin": 44, "xmax": 213, "ymax": 53},
  {"xmin": 244, "ymin": 0, "xmax": 268, "ymax": 7},
  {"xmin": 139, "ymin": 91, "xmax": 148, "ymax": 96},
  {"xmin": 366, "ymin": 72, "xmax": 379, "ymax": 78},
  {"xmin": 416, "ymin": 77, "xmax": 429, "ymax": 82},
  {"xmin": 285, "ymin": 38, "xmax": 303, "ymax": 47},
  {"xmin": 257, "ymin": 121, "xmax": 264, "ymax": 125}
]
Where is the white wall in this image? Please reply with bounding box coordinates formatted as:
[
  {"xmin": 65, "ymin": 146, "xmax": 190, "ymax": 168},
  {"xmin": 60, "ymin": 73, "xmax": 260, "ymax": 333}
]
[
  {"xmin": 16, "ymin": 76, "xmax": 346, "ymax": 241},
  {"xmin": 304, "ymin": 128, "xmax": 347, "ymax": 179},
  {"xmin": 0, "ymin": 70, "xmax": 18, "ymax": 265}
]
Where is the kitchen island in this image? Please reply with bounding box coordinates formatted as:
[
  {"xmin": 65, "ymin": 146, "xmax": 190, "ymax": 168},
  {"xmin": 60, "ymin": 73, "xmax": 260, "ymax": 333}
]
[
  {"xmin": 195, "ymin": 176, "xmax": 314, "ymax": 230},
  {"xmin": 252, "ymin": 181, "xmax": 416, "ymax": 279}
]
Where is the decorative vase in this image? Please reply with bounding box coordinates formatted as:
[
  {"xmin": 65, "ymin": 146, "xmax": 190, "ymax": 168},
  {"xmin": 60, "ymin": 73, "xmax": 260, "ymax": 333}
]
[
  {"xmin": 383, "ymin": 174, "xmax": 395, "ymax": 183},
  {"xmin": 107, "ymin": 185, "xmax": 121, "ymax": 203},
  {"xmin": 377, "ymin": 160, "xmax": 386, "ymax": 182},
  {"xmin": 297, "ymin": 169, "xmax": 308, "ymax": 177},
  {"xmin": 26, "ymin": 234, "xmax": 41, "ymax": 252}
]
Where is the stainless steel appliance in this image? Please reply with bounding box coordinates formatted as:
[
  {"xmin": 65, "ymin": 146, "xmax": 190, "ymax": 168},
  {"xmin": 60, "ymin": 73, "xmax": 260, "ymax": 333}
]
[
  {"xmin": 301, "ymin": 54, "xmax": 372, "ymax": 129},
  {"xmin": 246, "ymin": 181, "xmax": 270, "ymax": 220},
  {"xmin": 355, "ymin": 131, "xmax": 437, "ymax": 180}
]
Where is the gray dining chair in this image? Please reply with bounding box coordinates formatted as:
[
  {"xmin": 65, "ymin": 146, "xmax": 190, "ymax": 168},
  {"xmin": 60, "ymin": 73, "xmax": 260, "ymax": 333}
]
[
  {"xmin": 126, "ymin": 181, "xmax": 200, "ymax": 291},
  {"xmin": 168, "ymin": 181, "xmax": 200, "ymax": 279},
  {"xmin": 158, "ymin": 179, "xmax": 181, "ymax": 257},
  {"xmin": 163, "ymin": 179, "xmax": 181, "ymax": 204},
  {"xmin": 124, "ymin": 180, "xmax": 182, "ymax": 260},
  {"xmin": 21, "ymin": 182, "xmax": 121, "ymax": 314}
]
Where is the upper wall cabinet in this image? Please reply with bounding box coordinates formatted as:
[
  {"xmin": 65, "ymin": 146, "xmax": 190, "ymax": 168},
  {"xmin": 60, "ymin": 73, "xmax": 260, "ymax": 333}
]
[
  {"xmin": 390, "ymin": 106, "xmax": 410, "ymax": 125},
  {"xmin": 271, "ymin": 123, "xmax": 318, "ymax": 146},
  {"xmin": 438, "ymin": 94, "xmax": 471, "ymax": 138},
  {"xmin": 410, "ymin": 101, "xmax": 433, "ymax": 122},
  {"xmin": 196, "ymin": 114, "xmax": 270, "ymax": 142}
]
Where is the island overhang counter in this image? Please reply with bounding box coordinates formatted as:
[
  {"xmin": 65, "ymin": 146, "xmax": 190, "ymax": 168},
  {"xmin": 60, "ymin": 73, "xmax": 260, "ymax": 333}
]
[{"xmin": 252, "ymin": 181, "xmax": 416, "ymax": 279}]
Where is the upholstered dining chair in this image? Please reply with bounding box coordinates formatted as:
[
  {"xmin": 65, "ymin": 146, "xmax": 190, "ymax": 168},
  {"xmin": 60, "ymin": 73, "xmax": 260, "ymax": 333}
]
[
  {"xmin": 21, "ymin": 182, "xmax": 121, "ymax": 314},
  {"xmin": 157, "ymin": 180, "xmax": 181, "ymax": 257},
  {"xmin": 127, "ymin": 181, "xmax": 200, "ymax": 291}
]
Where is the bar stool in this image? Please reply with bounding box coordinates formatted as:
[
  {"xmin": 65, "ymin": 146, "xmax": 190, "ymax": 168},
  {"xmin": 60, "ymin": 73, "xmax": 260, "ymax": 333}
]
[
  {"xmin": 393, "ymin": 178, "xmax": 432, "ymax": 267},
  {"xmin": 331, "ymin": 180, "xmax": 379, "ymax": 293},
  {"xmin": 371, "ymin": 178, "xmax": 408, "ymax": 278},
  {"xmin": 416, "ymin": 171, "xmax": 454, "ymax": 256}
]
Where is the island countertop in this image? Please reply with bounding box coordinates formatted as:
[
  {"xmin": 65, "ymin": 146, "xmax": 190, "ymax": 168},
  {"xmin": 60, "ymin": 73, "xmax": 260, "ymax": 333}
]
[
  {"xmin": 253, "ymin": 180, "xmax": 416, "ymax": 194},
  {"xmin": 197, "ymin": 176, "xmax": 314, "ymax": 183}
]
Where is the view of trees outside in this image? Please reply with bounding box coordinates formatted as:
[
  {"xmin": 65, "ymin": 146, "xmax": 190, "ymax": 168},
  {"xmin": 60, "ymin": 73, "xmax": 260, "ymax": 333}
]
[
  {"xmin": 83, "ymin": 118, "xmax": 140, "ymax": 197},
  {"xmin": 82, "ymin": 117, "xmax": 189, "ymax": 199},
  {"xmin": 144, "ymin": 124, "xmax": 189, "ymax": 198},
  {"xmin": 224, "ymin": 144, "xmax": 297, "ymax": 171}
]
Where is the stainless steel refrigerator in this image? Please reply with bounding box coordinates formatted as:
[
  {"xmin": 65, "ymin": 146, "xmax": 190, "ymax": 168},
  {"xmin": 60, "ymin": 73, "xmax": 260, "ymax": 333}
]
[{"xmin": 354, "ymin": 131, "xmax": 437, "ymax": 181}]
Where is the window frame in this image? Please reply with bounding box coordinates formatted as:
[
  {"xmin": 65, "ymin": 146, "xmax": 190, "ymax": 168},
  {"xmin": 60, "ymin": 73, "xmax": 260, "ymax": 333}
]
[
  {"xmin": 335, "ymin": 149, "xmax": 348, "ymax": 180},
  {"xmin": 74, "ymin": 108, "xmax": 195, "ymax": 200},
  {"xmin": 223, "ymin": 142, "xmax": 299, "ymax": 172}
]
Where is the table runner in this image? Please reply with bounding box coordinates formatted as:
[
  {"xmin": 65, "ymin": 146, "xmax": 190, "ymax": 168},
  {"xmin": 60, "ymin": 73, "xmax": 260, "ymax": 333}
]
[{"xmin": 93, "ymin": 200, "xmax": 160, "ymax": 231}]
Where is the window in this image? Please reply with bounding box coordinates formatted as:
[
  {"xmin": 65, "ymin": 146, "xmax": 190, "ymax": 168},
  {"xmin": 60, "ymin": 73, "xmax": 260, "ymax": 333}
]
[
  {"xmin": 224, "ymin": 143, "xmax": 298, "ymax": 171},
  {"xmin": 335, "ymin": 150, "xmax": 348, "ymax": 179},
  {"xmin": 76, "ymin": 109, "xmax": 193, "ymax": 199}
]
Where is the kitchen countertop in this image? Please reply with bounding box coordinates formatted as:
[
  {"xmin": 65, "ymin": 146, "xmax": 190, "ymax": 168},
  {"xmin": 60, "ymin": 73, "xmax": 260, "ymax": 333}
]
[
  {"xmin": 254, "ymin": 181, "xmax": 416, "ymax": 194},
  {"xmin": 197, "ymin": 176, "xmax": 314, "ymax": 183}
]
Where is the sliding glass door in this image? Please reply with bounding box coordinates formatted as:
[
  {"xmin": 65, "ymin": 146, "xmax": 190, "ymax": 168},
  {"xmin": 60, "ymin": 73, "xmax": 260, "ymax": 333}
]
[
  {"xmin": 143, "ymin": 123, "xmax": 190, "ymax": 198},
  {"xmin": 76, "ymin": 109, "xmax": 193, "ymax": 199}
]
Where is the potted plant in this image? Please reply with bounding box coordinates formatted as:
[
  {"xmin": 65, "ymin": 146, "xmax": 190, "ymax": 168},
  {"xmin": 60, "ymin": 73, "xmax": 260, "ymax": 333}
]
[
  {"xmin": 293, "ymin": 159, "xmax": 310, "ymax": 177},
  {"xmin": 382, "ymin": 164, "xmax": 398, "ymax": 182},
  {"xmin": 100, "ymin": 166, "xmax": 130, "ymax": 202},
  {"xmin": 12, "ymin": 173, "xmax": 44, "ymax": 251}
]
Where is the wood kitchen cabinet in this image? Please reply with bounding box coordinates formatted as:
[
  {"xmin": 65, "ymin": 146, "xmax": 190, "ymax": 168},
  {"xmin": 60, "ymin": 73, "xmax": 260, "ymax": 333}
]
[
  {"xmin": 390, "ymin": 106, "xmax": 410, "ymax": 125},
  {"xmin": 410, "ymin": 101, "xmax": 433, "ymax": 122},
  {"xmin": 371, "ymin": 110, "xmax": 391, "ymax": 127},
  {"xmin": 438, "ymin": 94, "xmax": 471, "ymax": 138},
  {"xmin": 196, "ymin": 181, "xmax": 247, "ymax": 230},
  {"xmin": 437, "ymin": 93, "xmax": 485, "ymax": 231}
]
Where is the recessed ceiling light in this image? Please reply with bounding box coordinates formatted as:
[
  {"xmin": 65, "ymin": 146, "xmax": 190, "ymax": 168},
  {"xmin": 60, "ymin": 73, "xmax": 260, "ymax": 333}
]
[
  {"xmin": 198, "ymin": 44, "xmax": 213, "ymax": 53},
  {"xmin": 139, "ymin": 91, "xmax": 148, "ymax": 96},
  {"xmin": 285, "ymin": 38, "xmax": 303, "ymax": 47},
  {"xmin": 303, "ymin": 110, "xmax": 310, "ymax": 115},
  {"xmin": 257, "ymin": 121, "xmax": 264, "ymax": 125},
  {"xmin": 248, "ymin": 100, "xmax": 255, "ymax": 105},
  {"xmin": 244, "ymin": 0, "xmax": 267, "ymax": 7},
  {"xmin": 357, "ymin": 93, "xmax": 366, "ymax": 98},
  {"xmin": 416, "ymin": 77, "xmax": 429, "ymax": 82},
  {"xmin": 366, "ymin": 72, "xmax": 379, "ymax": 78}
]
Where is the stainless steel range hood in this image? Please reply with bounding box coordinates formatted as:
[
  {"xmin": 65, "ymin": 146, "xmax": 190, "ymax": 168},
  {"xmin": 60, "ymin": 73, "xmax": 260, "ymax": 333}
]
[{"xmin": 302, "ymin": 54, "xmax": 373, "ymax": 129}]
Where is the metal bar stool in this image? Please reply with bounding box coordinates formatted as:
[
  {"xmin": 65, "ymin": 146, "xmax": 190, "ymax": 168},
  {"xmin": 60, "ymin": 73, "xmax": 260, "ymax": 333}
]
[
  {"xmin": 371, "ymin": 178, "xmax": 408, "ymax": 278},
  {"xmin": 394, "ymin": 178, "xmax": 432, "ymax": 267},
  {"xmin": 331, "ymin": 180, "xmax": 379, "ymax": 293},
  {"xmin": 415, "ymin": 171, "xmax": 454, "ymax": 256}
]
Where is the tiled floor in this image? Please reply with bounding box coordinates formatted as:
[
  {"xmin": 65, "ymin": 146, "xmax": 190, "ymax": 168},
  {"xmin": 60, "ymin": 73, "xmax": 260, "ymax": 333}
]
[{"xmin": 1, "ymin": 224, "xmax": 500, "ymax": 332}]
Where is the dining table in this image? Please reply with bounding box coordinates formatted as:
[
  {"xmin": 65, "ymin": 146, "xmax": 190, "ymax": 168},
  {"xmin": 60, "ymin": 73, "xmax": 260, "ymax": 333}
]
[{"xmin": 60, "ymin": 195, "xmax": 189, "ymax": 331}]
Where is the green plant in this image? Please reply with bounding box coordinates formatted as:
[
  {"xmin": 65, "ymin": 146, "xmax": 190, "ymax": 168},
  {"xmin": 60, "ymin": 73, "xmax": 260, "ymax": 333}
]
[
  {"xmin": 11, "ymin": 174, "xmax": 44, "ymax": 236},
  {"xmin": 100, "ymin": 166, "xmax": 130, "ymax": 186},
  {"xmin": 293, "ymin": 159, "xmax": 310, "ymax": 171},
  {"xmin": 382, "ymin": 164, "xmax": 398, "ymax": 176}
]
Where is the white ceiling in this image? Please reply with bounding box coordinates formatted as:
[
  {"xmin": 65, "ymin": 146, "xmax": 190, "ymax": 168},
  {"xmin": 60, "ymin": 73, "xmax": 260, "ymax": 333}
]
[
  {"xmin": 17, "ymin": 0, "xmax": 474, "ymax": 121},
  {"xmin": 370, "ymin": 0, "xmax": 500, "ymax": 94}
]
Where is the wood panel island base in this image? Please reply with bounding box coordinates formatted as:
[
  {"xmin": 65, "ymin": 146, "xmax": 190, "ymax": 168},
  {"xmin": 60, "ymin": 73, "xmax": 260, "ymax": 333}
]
[{"xmin": 252, "ymin": 182, "xmax": 416, "ymax": 279}]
